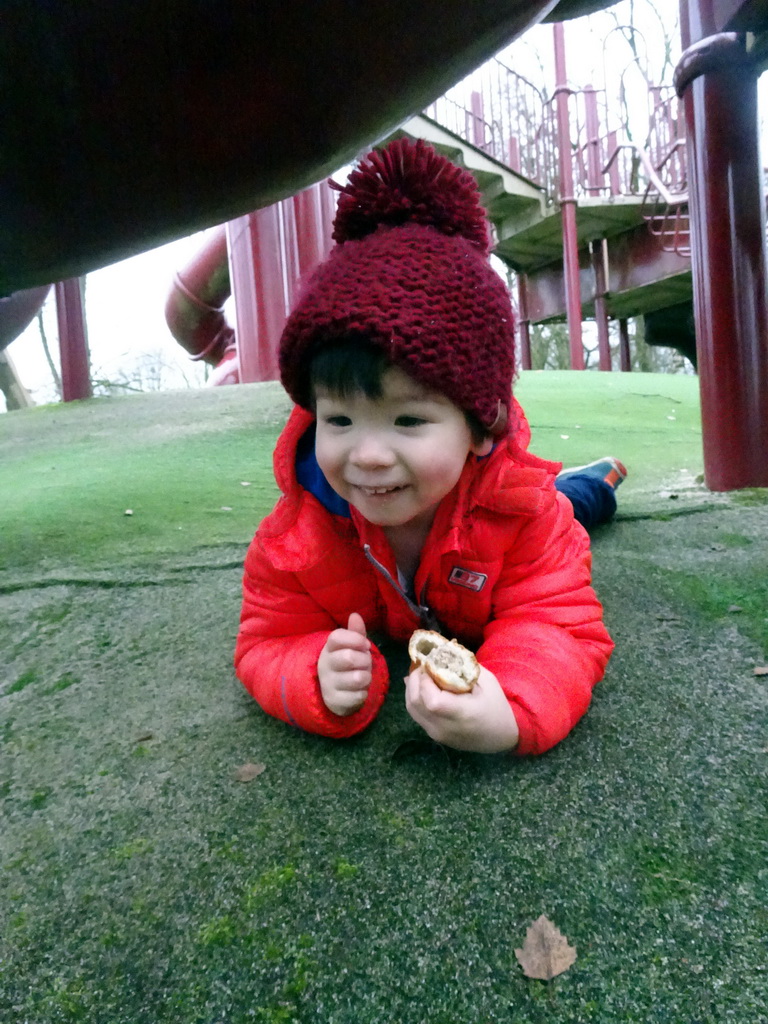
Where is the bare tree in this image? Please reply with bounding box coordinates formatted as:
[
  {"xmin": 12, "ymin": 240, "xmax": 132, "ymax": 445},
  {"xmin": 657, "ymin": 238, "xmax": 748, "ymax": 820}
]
[
  {"xmin": 602, "ymin": 1, "xmax": 678, "ymax": 89},
  {"xmin": 90, "ymin": 348, "xmax": 208, "ymax": 396},
  {"xmin": 530, "ymin": 323, "xmax": 573, "ymax": 370},
  {"xmin": 597, "ymin": 0, "xmax": 681, "ymax": 158}
]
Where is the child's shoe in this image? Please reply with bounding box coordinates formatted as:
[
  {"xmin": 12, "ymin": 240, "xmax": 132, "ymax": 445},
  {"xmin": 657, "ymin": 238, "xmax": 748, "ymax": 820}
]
[{"xmin": 557, "ymin": 457, "xmax": 627, "ymax": 490}]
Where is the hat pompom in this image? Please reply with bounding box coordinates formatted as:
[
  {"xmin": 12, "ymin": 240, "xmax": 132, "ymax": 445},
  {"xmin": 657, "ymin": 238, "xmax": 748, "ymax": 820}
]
[{"xmin": 331, "ymin": 138, "xmax": 490, "ymax": 253}]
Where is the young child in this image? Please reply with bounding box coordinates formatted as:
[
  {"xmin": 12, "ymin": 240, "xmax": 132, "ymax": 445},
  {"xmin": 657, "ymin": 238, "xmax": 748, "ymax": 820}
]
[{"xmin": 235, "ymin": 138, "xmax": 621, "ymax": 755}]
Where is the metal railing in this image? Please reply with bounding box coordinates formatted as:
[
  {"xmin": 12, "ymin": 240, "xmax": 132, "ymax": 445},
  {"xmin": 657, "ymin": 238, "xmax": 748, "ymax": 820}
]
[
  {"xmin": 638, "ymin": 141, "xmax": 691, "ymax": 257},
  {"xmin": 424, "ymin": 56, "xmax": 687, "ymax": 206},
  {"xmin": 424, "ymin": 58, "xmax": 558, "ymax": 197}
]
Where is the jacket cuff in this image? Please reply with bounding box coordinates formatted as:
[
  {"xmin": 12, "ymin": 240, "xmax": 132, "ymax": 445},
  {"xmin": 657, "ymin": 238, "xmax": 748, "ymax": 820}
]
[
  {"xmin": 281, "ymin": 639, "xmax": 390, "ymax": 739},
  {"xmin": 508, "ymin": 701, "xmax": 539, "ymax": 756}
]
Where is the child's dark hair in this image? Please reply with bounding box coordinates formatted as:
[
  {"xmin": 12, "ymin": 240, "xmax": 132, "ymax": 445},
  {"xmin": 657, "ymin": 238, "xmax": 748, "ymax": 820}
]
[{"xmin": 308, "ymin": 335, "xmax": 489, "ymax": 445}]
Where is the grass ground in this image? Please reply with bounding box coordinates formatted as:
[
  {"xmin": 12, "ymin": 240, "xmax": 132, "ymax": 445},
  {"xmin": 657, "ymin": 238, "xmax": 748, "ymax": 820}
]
[{"xmin": 1, "ymin": 372, "xmax": 766, "ymax": 1023}]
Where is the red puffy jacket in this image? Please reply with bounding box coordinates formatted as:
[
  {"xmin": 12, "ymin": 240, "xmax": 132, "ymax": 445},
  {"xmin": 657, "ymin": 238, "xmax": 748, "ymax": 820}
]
[{"xmin": 235, "ymin": 404, "xmax": 614, "ymax": 754}]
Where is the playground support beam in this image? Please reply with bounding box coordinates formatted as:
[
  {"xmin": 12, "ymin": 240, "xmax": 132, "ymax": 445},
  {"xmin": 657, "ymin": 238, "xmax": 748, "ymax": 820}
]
[
  {"xmin": 517, "ymin": 274, "xmax": 533, "ymax": 371},
  {"xmin": 55, "ymin": 278, "xmax": 92, "ymax": 402},
  {"xmin": 553, "ymin": 22, "xmax": 585, "ymax": 370},
  {"xmin": 618, "ymin": 318, "xmax": 631, "ymax": 372},
  {"xmin": 228, "ymin": 183, "xmax": 335, "ymax": 384},
  {"xmin": 292, "ymin": 185, "xmax": 335, "ymax": 283},
  {"xmin": 591, "ymin": 240, "xmax": 611, "ymax": 371},
  {"xmin": 227, "ymin": 209, "xmax": 286, "ymax": 384},
  {"xmin": 675, "ymin": 9, "xmax": 768, "ymax": 490}
]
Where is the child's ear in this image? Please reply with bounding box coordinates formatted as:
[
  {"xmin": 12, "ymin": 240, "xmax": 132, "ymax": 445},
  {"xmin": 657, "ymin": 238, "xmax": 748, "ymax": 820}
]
[{"xmin": 471, "ymin": 436, "xmax": 494, "ymax": 457}]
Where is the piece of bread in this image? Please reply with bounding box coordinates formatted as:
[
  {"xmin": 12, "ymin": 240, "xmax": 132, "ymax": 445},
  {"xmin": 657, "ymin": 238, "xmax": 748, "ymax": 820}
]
[{"xmin": 408, "ymin": 629, "xmax": 480, "ymax": 694}]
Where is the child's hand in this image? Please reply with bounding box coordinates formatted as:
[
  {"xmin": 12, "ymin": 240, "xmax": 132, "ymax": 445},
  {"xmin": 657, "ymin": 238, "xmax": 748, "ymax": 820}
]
[
  {"xmin": 318, "ymin": 613, "xmax": 372, "ymax": 716},
  {"xmin": 405, "ymin": 664, "xmax": 519, "ymax": 753}
]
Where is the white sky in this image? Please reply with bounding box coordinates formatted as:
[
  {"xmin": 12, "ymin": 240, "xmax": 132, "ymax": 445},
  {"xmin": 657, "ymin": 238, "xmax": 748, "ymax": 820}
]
[
  {"xmin": 4, "ymin": 1, "xmax": 767, "ymax": 410},
  {"xmin": 7, "ymin": 230, "xmax": 217, "ymax": 407}
]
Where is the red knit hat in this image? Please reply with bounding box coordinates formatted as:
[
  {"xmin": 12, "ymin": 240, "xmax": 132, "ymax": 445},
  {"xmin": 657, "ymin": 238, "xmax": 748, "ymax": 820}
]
[{"xmin": 279, "ymin": 138, "xmax": 516, "ymax": 436}]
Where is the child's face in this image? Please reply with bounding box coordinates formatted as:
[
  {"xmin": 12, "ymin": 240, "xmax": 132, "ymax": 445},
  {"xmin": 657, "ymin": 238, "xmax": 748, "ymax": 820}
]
[{"xmin": 315, "ymin": 364, "xmax": 492, "ymax": 532}]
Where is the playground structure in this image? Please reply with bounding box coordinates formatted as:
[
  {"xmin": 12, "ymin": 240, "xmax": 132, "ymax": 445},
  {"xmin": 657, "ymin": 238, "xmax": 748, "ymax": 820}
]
[
  {"xmin": 166, "ymin": 34, "xmax": 696, "ymax": 383},
  {"xmin": 1, "ymin": 0, "xmax": 767, "ymax": 491}
]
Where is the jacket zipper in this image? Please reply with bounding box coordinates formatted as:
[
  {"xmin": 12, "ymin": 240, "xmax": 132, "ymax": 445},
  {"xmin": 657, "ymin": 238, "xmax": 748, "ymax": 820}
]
[{"xmin": 363, "ymin": 544, "xmax": 442, "ymax": 632}]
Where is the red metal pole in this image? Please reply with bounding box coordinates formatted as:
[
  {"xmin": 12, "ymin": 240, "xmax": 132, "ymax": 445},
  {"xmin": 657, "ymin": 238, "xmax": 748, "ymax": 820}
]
[
  {"xmin": 618, "ymin": 318, "xmax": 631, "ymax": 371},
  {"xmin": 293, "ymin": 184, "xmax": 328, "ymax": 279},
  {"xmin": 553, "ymin": 22, "xmax": 585, "ymax": 370},
  {"xmin": 592, "ymin": 240, "xmax": 611, "ymax": 371},
  {"xmin": 320, "ymin": 177, "xmax": 338, "ymax": 246},
  {"xmin": 226, "ymin": 207, "xmax": 285, "ymax": 384},
  {"xmin": 471, "ymin": 91, "xmax": 486, "ymax": 149},
  {"xmin": 55, "ymin": 277, "xmax": 92, "ymax": 401},
  {"xmin": 517, "ymin": 273, "xmax": 532, "ymax": 371},
  {"xmin": 675, "ymin": 1, "xmax": 768, "ymax": 489}
]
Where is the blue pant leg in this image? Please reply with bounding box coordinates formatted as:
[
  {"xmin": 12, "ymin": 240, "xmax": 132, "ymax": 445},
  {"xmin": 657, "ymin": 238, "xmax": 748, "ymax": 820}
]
[{"xmin": 555, "ymin": 475, "xmax": 617, "ymax": 531}]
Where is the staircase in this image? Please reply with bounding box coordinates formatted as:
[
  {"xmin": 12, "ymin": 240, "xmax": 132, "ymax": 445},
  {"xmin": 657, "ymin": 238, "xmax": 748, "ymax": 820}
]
[
  {"xmin": 398, "ymin": 57, "xmax": 695, "ymax": 326},
  {"xmin": 639, "ymin": 140, "xmax": 691, "ymax": 260}
]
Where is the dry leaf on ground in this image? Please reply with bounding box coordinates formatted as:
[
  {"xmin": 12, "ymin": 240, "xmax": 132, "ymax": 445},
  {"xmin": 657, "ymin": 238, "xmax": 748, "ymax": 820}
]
[
  {"xmin": 234, "ymin": 762, "xmax": 267, "ymax": 782},
  {"xmin": 753, "ymin": 666, "xmax": 768, "ymax": 677},
  {"xmin": 515, "ymin": 914, "xmax": 577, "ymax": 980}
]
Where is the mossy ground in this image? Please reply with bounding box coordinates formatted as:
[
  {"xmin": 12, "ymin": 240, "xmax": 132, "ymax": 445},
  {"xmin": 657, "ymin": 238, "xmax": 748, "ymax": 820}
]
[{"xmin": 1, "ymin": 374, "xmax": 766, "ymax": 1023}]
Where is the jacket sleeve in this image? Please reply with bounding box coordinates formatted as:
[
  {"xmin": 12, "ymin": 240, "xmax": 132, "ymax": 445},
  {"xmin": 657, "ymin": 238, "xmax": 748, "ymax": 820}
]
[
  {"xmin": 476, "ymin": 492, "xmax": 614, "ymax": 755},
  {"xmin": 234, "ymin": 535, "xmax": 390, "ymax": 739}
]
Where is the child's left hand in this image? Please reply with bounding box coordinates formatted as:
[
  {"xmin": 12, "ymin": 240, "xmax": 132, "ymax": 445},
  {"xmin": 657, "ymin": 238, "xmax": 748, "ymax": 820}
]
[{"xmin": 404, "ymin": 665, "xmax": 519, "ymax": 753}]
